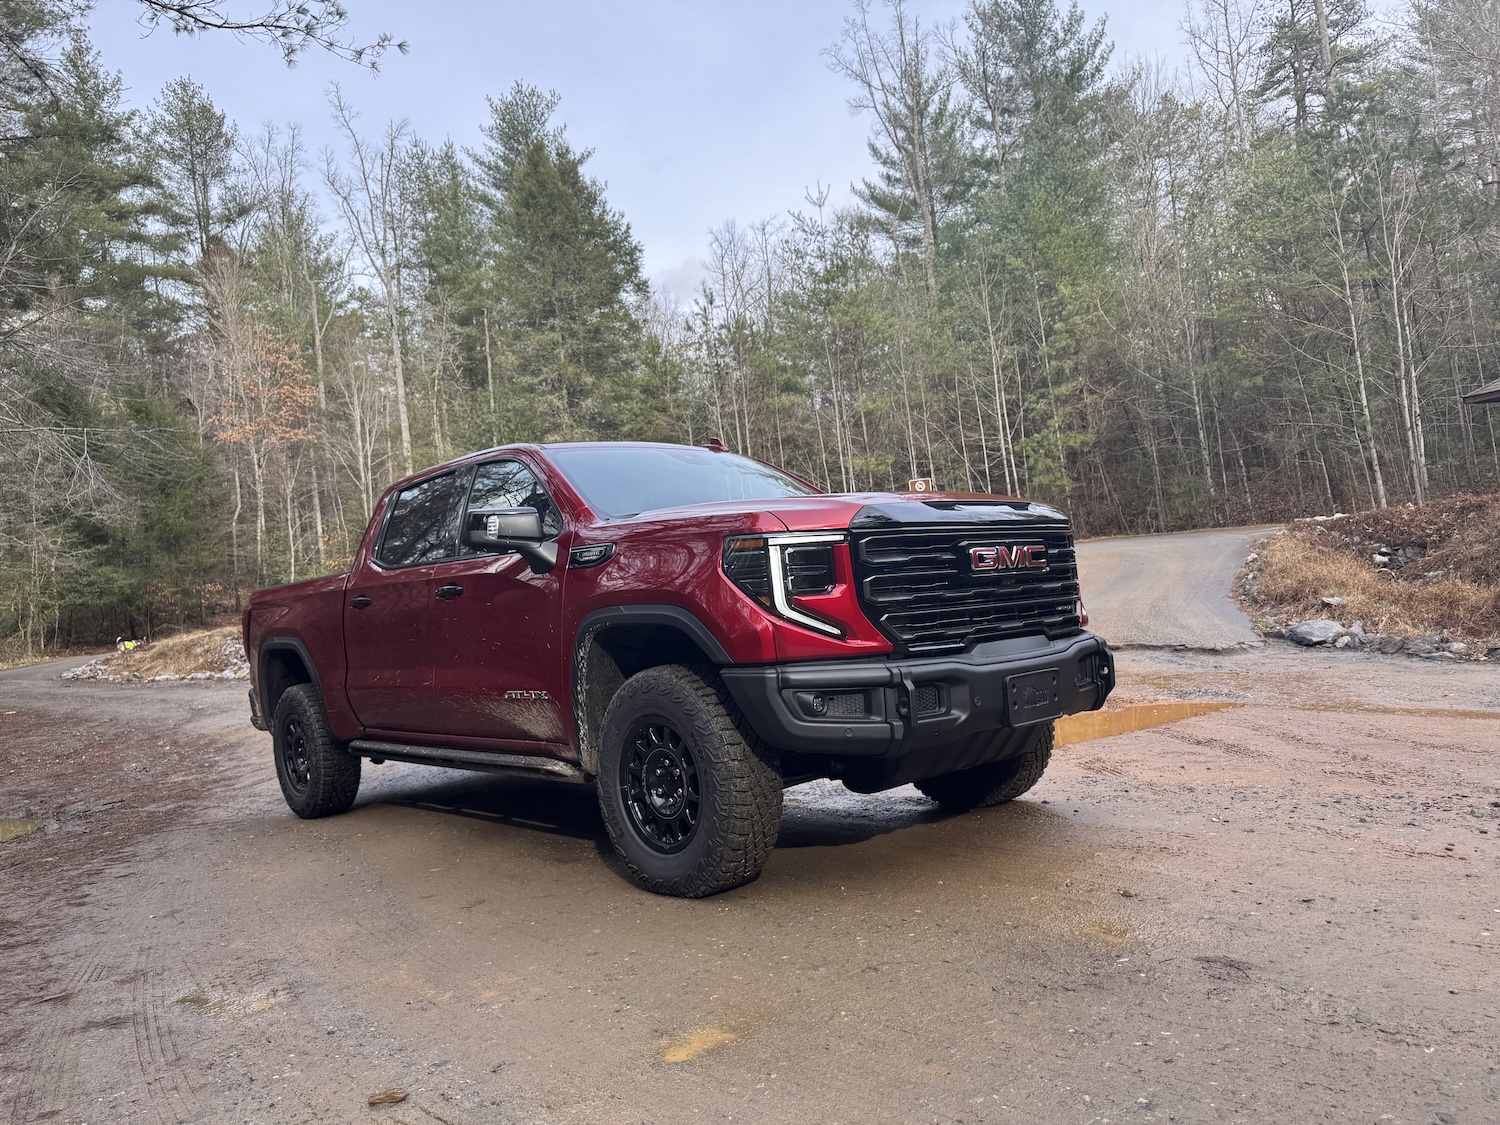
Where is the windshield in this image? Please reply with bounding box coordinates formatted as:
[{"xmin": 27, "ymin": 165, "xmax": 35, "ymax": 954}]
[{"xmin": 550, "ymin": 446, "xmax": 819, "ymax": 518}]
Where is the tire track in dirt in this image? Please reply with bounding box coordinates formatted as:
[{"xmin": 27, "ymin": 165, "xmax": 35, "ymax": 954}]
[
  {"xmin": 5, "ymin": 650, "xmax": 1500, "ymax": 1123},
  {"xmin": 5, "ymin": 953, "xmax": 100, "ymax": 1122},
  {"xmin": 132, "ymin": 913, "xmax": 200, "ymax": 1124},
  {"xmin": 0, "ymin": 696, "xmax": 254, "ymax": 1124}
]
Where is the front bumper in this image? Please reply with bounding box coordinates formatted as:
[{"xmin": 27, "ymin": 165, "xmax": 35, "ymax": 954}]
[{"xmin": 721, "ymin": 631, "xmax": 1113, "ymax": 760}]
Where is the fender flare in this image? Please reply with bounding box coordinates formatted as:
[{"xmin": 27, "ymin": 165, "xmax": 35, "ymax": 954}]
[
  {"xmin": 570, "ymin": 605, "xmax": 734, "ymax": 774},
  {"xmin": 573, "ymin": 604, "xmax": 733, "ymax": 666},
  {"xmin": 258, "ymin": 635, "xmax": 324, "ymax": 717}
]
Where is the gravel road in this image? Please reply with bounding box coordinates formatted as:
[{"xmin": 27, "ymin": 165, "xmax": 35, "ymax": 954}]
[
  {"xmin": 2, "ymin": 554, "xmax": 1497, "ymax": 1124},
  {"xmin": 1077, "ymin": 527, "xmax": 1275, "ymax": 649}
]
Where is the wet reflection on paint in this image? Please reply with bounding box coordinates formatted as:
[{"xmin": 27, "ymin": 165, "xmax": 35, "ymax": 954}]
[
  {"xmin": 1055, "ymin": 702, "xmax": 1240, "ymax": 747},
  {"xmin": 0, "ymin": 818, "xmax": 39, "ymax": 842}
]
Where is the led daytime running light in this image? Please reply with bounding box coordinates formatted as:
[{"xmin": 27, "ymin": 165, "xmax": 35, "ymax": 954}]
[{"xmin": 764, "ymin": 532, "xmax": 845, "ymax": 636}]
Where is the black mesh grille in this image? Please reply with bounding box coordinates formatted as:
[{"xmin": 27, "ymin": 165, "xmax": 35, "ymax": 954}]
[
  {"xmin": 852, "ymin": 527, "xmax": 1081, "ymax": 653},
  {"xmin": 824, "ymin": 692, "xmax": 868, "ymax": 718},
  {"xmin": 912, "ymin": 684, "xmax": 943, "ymax": 716}
]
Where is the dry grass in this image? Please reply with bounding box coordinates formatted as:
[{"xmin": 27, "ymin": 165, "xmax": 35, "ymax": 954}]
[
  {"xmin": 1252, "ymin": 493, "xmax": 1500, "ymax": 642},
  {"xmin": 108, "ymin": 626, "xmax": 244, "ymax": 679}
]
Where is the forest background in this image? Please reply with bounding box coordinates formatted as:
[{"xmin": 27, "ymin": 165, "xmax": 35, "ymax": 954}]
[{"xmin": 2, "ymin": 0, "xmax": 1497, "ymax": 653}]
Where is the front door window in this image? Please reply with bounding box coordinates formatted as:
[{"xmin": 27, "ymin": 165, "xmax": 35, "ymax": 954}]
[{"xmin": 462, "ymin": 460, "xmax": 562, "ymax": 547}]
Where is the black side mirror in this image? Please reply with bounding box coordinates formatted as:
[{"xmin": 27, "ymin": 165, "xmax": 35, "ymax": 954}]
[{"xmin": 462, "ymin": 507, "xmax": 558, "ymax": 572}]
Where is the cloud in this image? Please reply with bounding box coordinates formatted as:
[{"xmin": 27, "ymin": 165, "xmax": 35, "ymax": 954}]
[{"xmin": 652, "ymin": 257, "xmax": 709, "ymax": 304}]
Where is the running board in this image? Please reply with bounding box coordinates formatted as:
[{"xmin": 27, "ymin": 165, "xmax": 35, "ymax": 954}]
[{"xmin": 348, "ymin": 739, "xmax": 588, "ymax": 784}]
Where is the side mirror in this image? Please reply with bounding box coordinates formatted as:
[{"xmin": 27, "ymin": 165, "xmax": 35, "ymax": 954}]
[{"xmin": 462, "ymin": 507, "xmax": 558, "ymax": 572}]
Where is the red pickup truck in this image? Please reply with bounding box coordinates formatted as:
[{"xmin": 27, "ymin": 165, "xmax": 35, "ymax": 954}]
[{"xmin": 245, "ymin": 442, "xmax": 1113, "ymax": 897}]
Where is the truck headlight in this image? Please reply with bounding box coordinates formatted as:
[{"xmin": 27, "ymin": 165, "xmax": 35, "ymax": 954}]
[
  {"xmin": 722, "ymin": 537, "xmax": 774, "ymax": 607},
  {"xmin": 783, "ymin": 543, "xmax": 837, "ymax": 596},
  {"xmin": 723, "ymin": 532, "xmax": 846, "ymax": 636}
]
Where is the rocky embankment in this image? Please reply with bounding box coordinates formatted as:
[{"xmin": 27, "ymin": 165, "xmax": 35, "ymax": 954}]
[
  {"xmin": 62, "ymin": 631, "xmax": 250, "ymax": 683},
  {"xmin": 1241, "ymin": 496, "xmax": 1500, "ymax": 662},
  {"xmin": 1269, "ymin": 616, "xmax": 1488, "ymax": 661}
]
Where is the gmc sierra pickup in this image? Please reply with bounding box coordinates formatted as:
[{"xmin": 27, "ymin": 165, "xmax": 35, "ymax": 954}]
[{"xmin": 245, "ymin": 441, "xmax": 1113, "ymax": 897}]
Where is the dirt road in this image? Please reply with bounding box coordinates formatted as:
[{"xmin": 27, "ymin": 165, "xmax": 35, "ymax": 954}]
[
  {"xmin": 3, "ymin": 587, "xmax": 1498, "ymax": 1122},
  {"xmin": 1078, "ymin": 528, "xmax": 1275, "ymax": 649}
]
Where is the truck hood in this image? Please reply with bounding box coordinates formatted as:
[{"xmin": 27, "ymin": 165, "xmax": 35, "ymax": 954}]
[
  {"xmin": 770, "ymin": 492, "xmax": 1068, "ymax": 532},
  {"xmin": 622, "ymin": 492, "xmax": 1068, "ymax": 532}
]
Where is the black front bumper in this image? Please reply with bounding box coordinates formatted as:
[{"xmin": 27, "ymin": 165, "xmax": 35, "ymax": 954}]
[{"xmin": 721, "ymin": 631, "xmax": 1112, "ymax": 765}]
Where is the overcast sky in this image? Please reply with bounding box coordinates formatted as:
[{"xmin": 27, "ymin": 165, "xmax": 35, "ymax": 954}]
[{"xmin": 90, "ymin": 1, "xmax": 1201, "ymax": 299}]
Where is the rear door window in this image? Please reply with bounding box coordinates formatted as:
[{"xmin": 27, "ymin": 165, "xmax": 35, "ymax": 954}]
[{"xmin": 376, "ymin": 471, "xmax": 467, "ymax": 567}]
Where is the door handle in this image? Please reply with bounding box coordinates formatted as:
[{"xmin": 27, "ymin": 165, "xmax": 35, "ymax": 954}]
[
  {"xmin": 350, "ymin": 595, "xmax": 372, "ymax": 609},
  {"xmin": 435, "ymin": 584, "xmax": 464, "ymax": 600}
]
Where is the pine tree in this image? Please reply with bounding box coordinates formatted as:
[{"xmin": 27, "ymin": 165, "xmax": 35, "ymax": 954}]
[{"xmin": 487, "ymin": 132, "xmax": 646, "ymax": 440}]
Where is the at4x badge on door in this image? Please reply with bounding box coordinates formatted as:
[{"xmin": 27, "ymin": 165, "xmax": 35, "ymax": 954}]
[{"xmin": 503, "ymin": 690, "xmax": 551, "ymax": 701}]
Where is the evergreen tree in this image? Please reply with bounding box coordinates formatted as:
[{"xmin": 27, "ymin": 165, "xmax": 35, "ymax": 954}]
[
  {"xmin": 141, "ymin": 77, "xmax": 248, "ymax": 265},
  {"xmin": 488, "ymin": 136, "xmax": 646, "ymax": 440}
]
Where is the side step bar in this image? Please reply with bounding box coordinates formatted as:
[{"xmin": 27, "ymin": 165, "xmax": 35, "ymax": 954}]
[{"xmin": 347, "ymin": 739, "xmax": 589, "ymax": 784}]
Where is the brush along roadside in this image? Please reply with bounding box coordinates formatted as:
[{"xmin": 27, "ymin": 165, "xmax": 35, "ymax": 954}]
[
  {"xmin": 1240, "ymin": 494, "xmax": 1500, "ymax": 661},
  {"xmin": 62, "ymin": 626, "xmax": 249, "ymax": 683}
]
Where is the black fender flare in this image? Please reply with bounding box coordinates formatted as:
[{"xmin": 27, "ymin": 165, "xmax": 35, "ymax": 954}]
[
  {"xmin": 257, "ymin": 635, "xmax": 324, "ymax": 718},
  {"xmin": 573, "ymin": 605, "xmax": 733, "ymax": 666},
  {"xmin": 570, "ymin": 605, "xmax": 733, "ymax": 774}
]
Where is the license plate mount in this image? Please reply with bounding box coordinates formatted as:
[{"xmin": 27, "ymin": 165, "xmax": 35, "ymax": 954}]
[{"xmin": 1006, "ymin": 668, "xmax": 1062, "ymax": 726}]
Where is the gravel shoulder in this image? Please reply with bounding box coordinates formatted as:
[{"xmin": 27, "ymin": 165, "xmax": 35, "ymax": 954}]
[{"xmin": 2, "ymin": 644, "xmax": 1496, "ymax": 1124}]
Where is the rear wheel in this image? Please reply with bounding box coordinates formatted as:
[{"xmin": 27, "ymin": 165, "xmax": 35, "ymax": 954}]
[
  {"xmin": 272, "ymin": 683, "xmax": 361, "ymax": 818},
  {"xmin": 597, "ymin": 665, "xmax": 781, "ymax": 897},
  {"xmin": 915, "ymin": 721, "xmax": 1054, "ymax": 811}
]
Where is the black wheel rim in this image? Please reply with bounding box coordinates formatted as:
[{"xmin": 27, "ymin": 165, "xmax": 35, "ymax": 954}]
[
  {"xmin": 282, "ymin": 715, "xmax": 312, "ymax": 792},
  {"xmin": 621, "ymin": 721, "xmax": 700, "ymax": 854}
]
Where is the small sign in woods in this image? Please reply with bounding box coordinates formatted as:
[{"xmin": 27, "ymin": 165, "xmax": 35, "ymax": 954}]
[{"xmin": 908, "ymin": 478, "xmax": 935, "ymax": 492}]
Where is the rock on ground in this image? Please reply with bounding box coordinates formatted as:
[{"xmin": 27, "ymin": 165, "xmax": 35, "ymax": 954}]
[{"xmin": 1286, "ymin": 619, "xmax": 1345, "ymax": 646}]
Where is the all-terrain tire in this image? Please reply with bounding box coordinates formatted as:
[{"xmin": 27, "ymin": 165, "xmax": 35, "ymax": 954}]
[
  {"xmin": 272, "ymin": 683, "xmax": 361, "ymax": 818},
  {"xmin": 915, "ymin": 721, "xmax": 1055, "ymax": 811},
  {"xmin": 597, "ymin": 664, "xmax": 782, "ymax": 898}
]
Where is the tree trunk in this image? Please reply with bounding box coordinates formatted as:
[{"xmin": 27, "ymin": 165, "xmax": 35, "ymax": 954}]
[
  {"xmin": 1335, "ymin": 214, "xmax": 1388, "ymax": 507},
  {"xmin": 251, "ymin": 444, "xmax": 266, "ymax": 581},
  {"xmin": 483, "ymin": 306, "xmax": 496, "ymax": 423},
  {"xmin": 388, "ymin": 301, "xmax": 413, "ymax": 477},
  {"xmin": 310, "ymin": 458, "xmax": 326, "ymax": 569}
]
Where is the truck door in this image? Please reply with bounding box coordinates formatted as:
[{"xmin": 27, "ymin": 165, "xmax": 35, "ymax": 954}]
[
  {"xmin": 344, "ymin": 469, "xmax": 470, "ymax": 732},
  {"xmin": 427, "ymin": 458, "xmax": 569, "ymax": 745}
]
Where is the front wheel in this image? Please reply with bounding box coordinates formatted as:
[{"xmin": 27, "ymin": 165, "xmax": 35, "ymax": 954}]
[
  {"xmin": 597, "ymin": 665, "xmax": 782, "ymax": 898},
  {"xmin": 272, "ymin": 683, "xmax": 361, "ymax": 818},
  {"xmin": 915, "ymin": 721, "xmax": 1054, "ymax": 811}
]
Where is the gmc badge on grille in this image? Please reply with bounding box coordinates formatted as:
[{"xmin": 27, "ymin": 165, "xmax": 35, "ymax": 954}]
[{"xmin": 968, "ymin": 544, "xmax": 1047, "ymax": 571}]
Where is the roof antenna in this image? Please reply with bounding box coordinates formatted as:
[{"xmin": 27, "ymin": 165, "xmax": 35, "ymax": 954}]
[{"xmin": 704, "ymin": 437, "xmax": 730, "ymax": 453}]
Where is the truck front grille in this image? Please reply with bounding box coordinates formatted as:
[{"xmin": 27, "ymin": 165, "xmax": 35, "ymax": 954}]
[{"xmin": 851, "ymin": 528, "xmax": 1081, "ymax": 653}]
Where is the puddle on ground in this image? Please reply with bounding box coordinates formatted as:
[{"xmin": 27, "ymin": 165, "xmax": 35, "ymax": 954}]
[
  {"xmin": 1055, "ymin": 702, "xmax": 1241, "ymax": 747},
  {"xmin": 1347, "ymin": 704, "xmax": 1500, "ymax": 722},
  {"xmin": 175, "ymin": 988, "xmax": 288, "ymax": 1018},
  {"xmin": 0, "ymin": 818, "xmax": 38, "ymax": 842},
  {"xmin": 1081, "ymin": 921, "xmax": 1131, "ymax": 947},
  {"xmin": 662, "ymin": 1027, "xmax": 737, "ymax": 1063}
]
